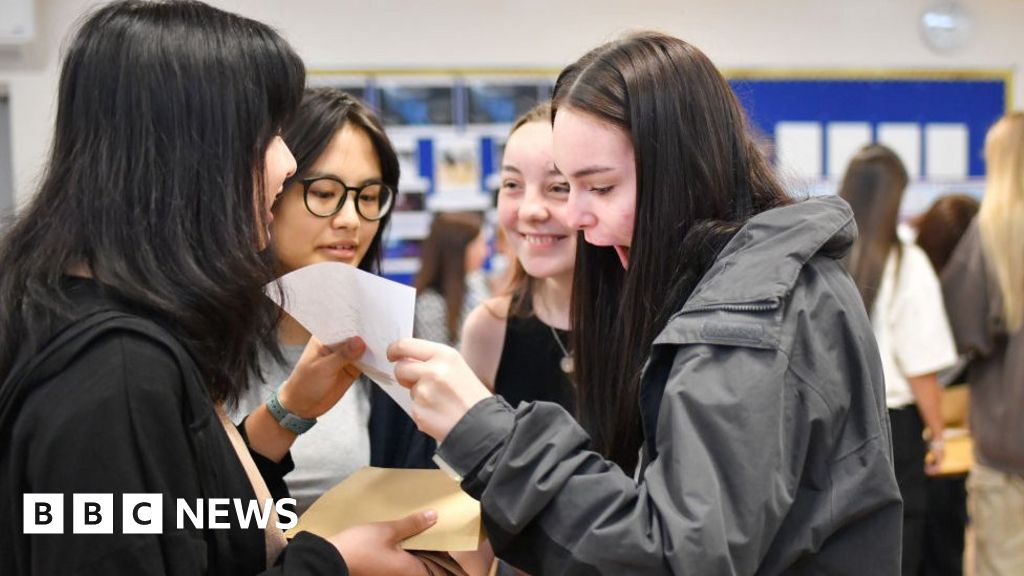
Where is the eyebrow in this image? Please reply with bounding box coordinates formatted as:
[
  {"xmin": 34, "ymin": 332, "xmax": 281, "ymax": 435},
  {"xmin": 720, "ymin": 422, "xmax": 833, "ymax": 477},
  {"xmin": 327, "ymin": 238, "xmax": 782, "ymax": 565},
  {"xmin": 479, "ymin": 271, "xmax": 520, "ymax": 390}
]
[
  {"xmin": 501, "ymin": 164, "xmax": 565, "ymax": 178},
  {"xmin": 305, "ymin": 172, "xmax": 383, "ymax": 186},
  {"xmin": 567, "ymin": 166, "xmax": 615, "ymax": 178}
]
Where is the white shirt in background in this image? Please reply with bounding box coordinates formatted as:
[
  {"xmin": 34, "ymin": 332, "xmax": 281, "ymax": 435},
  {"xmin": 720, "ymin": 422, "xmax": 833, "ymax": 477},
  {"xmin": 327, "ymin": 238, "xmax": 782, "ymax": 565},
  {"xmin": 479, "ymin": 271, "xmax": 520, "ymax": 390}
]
[{"xmin": 871, "ymin": 242, "xmax": 958, "ymax": 409}]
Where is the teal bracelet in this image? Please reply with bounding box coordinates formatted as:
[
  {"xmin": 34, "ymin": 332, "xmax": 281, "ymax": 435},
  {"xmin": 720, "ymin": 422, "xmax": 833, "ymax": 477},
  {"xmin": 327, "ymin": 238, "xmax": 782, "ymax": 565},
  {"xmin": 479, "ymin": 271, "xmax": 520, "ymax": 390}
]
[{"xmin": 265, "ymin": 389, "xmax": 317, "ymax": 435}]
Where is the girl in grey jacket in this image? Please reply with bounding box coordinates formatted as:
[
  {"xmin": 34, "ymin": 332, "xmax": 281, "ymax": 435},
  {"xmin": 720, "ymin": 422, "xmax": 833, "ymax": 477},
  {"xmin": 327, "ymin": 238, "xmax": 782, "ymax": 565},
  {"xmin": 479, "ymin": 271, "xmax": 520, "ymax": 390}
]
[{"xmin": 389, "ymin": 32, "xmax": 902, "ymax": 575}]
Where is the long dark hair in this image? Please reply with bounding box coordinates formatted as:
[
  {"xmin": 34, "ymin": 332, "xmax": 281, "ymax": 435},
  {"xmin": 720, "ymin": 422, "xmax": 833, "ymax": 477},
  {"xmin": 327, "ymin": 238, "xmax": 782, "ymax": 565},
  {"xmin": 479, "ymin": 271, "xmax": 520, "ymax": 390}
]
[
  {"xmin": 0, "ymin": 0, "xmax": 305, "ymax": 402},
  {"xmin": 282, "ymin": 88, "xmax": 400, "ymax": 273},
  {"xmin": 554, "ymin": 32, "xmax": 792, "ymax": 471},
  {"xmin": 837, "ymin": 144, "xmax": 909, "ymax": 316},
  {"xmin": 415, "ymin": 212, "xmax": 483, "ymax": 340}
]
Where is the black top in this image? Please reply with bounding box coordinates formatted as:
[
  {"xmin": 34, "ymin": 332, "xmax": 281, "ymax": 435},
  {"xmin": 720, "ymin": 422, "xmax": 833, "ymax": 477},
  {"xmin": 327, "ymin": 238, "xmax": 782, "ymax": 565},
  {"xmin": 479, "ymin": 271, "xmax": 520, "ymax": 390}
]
[
  {"xmin": 368, "ymin": 384, "xmax": 437, "ymax": 470},
  {"xmin": 493, "ymin": 292, "xmax": 576, "ymax": 414},
  {"xmin": 0, "ymin": 278, "xmax": 345, "ymax": 575}
]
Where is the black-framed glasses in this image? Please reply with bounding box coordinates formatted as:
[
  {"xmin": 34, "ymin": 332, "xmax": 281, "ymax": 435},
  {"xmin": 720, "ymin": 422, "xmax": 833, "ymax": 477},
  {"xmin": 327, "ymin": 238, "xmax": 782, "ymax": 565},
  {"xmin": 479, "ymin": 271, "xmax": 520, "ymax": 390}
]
[{"xmin": 292, "ymin": 176, "xmax": 395, "ymax": 221}]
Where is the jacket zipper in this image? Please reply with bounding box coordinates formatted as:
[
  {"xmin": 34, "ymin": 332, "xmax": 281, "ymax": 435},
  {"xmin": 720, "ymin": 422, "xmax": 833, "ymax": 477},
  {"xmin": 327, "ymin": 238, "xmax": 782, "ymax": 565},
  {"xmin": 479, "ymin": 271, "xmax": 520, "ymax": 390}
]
[{"xmin": 680, "ymin": 300, "xmax": 780, "ymax": 315}]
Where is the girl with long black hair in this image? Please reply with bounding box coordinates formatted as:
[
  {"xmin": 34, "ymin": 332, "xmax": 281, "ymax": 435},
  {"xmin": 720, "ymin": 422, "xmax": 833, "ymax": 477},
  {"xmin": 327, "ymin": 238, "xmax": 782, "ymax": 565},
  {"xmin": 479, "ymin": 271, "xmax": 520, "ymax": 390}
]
[
  {"xmin": 389, "ymin": 32, "xmax": 902, "ymax": 574},
  {"xmin": 0, "ymin": 2, "xmax": 432, "ymax": 574}
]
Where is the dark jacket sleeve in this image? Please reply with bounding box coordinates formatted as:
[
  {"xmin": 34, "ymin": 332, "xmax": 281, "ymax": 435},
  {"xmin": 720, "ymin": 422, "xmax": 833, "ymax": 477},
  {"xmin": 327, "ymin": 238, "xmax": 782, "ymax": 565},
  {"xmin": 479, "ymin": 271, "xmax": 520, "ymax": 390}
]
[
  {"xmin": 270, "ymin": 532, "xmax": 348, "ymax": 575},
  {"xmin": 941, "ymin": 220, "xmax": 1001, "ymax": 359},
  {"xmin": 437, "ymin": 344, "xmax": 820, "ymax": 575},
  {"xmin": 15, "ymin": 332, "xmax": 344, "ymax": 575}
]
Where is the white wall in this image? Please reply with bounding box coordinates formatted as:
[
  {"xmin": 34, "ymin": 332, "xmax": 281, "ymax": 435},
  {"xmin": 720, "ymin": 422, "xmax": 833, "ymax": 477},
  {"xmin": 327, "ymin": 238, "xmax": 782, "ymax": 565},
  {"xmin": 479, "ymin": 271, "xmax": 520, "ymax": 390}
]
[{"xmin": 1, "ymin": 0, "xmax": 1022, "ymax": 204}]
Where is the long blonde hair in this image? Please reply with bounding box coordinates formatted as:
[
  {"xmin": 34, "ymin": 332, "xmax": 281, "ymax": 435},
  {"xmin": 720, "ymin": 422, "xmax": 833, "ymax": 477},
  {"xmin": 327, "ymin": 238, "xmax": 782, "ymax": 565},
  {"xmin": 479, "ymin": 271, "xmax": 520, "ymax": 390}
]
[{"xmin": 979, "ymin": 111, "xmax": 1024, "ymax": 331}]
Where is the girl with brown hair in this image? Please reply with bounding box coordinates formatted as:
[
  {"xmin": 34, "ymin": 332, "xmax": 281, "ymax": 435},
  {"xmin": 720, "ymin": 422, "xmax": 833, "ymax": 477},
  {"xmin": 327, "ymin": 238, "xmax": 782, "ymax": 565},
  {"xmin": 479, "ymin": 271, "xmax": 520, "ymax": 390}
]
[
  {"xmin": 838, "ymin": 143, "xmax": 957, "ymax": 575},
  {"xmin": 460, "ymin": 102, "xmax": 576, "ymax": 411},
  {"xmin": 414, "ymin": 212, "xmax": 489, "ymax": 346}
]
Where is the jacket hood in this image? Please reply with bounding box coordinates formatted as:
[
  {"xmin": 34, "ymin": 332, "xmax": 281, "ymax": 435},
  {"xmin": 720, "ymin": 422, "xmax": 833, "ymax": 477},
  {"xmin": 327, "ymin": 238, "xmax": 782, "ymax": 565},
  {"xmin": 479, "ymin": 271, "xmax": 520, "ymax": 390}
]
[{"xmin": 681, "ymin": 195, "xmax": 856, "ymax": 312}]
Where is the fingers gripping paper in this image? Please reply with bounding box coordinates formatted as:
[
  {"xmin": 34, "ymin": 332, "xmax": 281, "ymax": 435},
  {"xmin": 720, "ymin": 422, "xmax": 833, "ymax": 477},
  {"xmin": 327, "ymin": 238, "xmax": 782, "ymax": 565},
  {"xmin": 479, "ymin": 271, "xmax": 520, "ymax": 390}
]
[
  {"xmin": 285, "ymin": 467, "xmax": 483, "ymax": 552},
  {"xmin": 267, "ymin": 262, "xmax": 415, "ymax": 414}
]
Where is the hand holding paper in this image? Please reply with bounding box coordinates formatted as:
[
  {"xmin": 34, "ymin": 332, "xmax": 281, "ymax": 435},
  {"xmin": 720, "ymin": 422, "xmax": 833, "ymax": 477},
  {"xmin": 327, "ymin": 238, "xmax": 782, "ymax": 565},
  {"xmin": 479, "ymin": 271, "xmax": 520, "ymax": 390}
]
[
  {"xmin": 268, "ymin": 262, "xmax": 416, "ymax": 414},
  {"xmin": 278, "ymin": 336, "xmax": 366, "ymax": 419},
  {"xmin": 388, "ymin": 338, "xmax": 492, "ymax": 443}
]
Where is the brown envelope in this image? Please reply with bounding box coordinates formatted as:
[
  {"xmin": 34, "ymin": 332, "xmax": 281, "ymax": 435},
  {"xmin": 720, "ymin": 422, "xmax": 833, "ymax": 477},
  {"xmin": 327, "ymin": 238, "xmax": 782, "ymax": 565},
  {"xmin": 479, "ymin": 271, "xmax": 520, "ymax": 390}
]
[
  {"xmin": 934, "ymin": 429, "xmax": 973, "ymax": 477},
  {"xmin": 284, "ymin": 466, "xmax": 483, "ymax": 552}
]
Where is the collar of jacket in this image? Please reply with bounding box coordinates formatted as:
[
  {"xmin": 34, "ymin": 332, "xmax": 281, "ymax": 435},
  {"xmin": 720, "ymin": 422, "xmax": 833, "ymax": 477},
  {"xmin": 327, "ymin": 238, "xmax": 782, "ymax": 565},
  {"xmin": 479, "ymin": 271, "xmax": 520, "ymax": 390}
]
[
  {"xmin": 682, "ymin": 195, "xmax": 854, "ymax": 313},
  {"xmin": 650, "ymin": 195, "xmax": 855, "ymax": 351}
]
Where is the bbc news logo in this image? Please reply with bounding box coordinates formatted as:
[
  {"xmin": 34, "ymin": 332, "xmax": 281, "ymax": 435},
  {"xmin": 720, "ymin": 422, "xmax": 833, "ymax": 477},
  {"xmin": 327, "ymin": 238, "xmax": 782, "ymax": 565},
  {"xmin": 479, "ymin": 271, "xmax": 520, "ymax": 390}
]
[{"xmin": 23, "ymin": 494, "xmax": 298, "ymax": 534}]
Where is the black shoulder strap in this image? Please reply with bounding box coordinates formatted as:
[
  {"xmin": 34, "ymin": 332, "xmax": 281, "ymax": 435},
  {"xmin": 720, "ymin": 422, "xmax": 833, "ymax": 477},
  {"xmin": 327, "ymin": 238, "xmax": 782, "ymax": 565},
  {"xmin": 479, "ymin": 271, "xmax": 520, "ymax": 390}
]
[{"xmin": 0, "ymin": 309, "xmax": 201, "ymax": 433}]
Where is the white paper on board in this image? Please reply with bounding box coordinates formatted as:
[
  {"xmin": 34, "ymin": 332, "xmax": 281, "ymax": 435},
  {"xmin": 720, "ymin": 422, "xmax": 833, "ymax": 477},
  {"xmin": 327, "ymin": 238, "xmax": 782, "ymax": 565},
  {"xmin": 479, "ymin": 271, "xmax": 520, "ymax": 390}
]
[
  {"xmin": 925, "ymin": 123, "xmax": 969, "ymax": 181},
  {"xmin": 826, "ymin": 122, "xmax": 872, "ymax": 178},
  {"xmin": 878, "ymin": 123, "xmax": 922, "ymax": 179},
  {"xmin": 775, "ymin": 121, "xmax": 823, "ymax": 179},
  {"xmin": 267, "ymin": 262, "xmax": 416, "ymax": 415}
]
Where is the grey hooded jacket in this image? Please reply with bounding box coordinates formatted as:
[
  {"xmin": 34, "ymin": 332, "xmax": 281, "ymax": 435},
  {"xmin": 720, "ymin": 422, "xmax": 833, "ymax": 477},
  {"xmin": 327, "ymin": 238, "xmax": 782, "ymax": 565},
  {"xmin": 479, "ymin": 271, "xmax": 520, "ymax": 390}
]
[{"xmin": 436, "ymin": 196, "xmax": 903, "ymax": 575}]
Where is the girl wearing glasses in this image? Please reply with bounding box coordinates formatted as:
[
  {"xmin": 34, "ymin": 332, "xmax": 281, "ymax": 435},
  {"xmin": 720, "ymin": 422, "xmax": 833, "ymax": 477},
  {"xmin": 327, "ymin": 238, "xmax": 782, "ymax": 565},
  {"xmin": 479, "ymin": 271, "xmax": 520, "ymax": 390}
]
[
  {"xmin": 232, "ymin": 88, "xmax": 436, "ymax": 515},
  {"xmin": 0, "ymin": 3, "xmax": 432, "ymax": 574},
  {"xmin": 388, "ymin": 32, "xmax": 902, "ymax": 574}
]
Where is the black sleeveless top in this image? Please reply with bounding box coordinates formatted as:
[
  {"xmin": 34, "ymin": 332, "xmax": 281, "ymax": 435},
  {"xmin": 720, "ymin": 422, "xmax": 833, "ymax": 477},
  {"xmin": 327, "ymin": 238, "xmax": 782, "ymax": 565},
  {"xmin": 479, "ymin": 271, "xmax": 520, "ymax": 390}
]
[{"xmin": 493, "ymin": 292, "xmax": 577, "ymax": 414}]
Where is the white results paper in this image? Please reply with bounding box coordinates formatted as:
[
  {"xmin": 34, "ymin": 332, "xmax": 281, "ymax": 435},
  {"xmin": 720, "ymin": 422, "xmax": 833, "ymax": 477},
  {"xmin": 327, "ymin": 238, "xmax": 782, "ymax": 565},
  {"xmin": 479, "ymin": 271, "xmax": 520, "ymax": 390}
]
[{"xmin": 267, "ymin": 262, "xmax": 416, "ymax": 414}]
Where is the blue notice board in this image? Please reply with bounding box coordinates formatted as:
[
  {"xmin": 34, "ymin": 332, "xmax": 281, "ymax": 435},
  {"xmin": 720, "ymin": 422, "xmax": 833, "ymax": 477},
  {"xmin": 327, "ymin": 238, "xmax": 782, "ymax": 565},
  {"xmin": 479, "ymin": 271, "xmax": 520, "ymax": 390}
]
[{"xmin": 727, "ymin": 75, "xmax": 1009, "ymax": 178}]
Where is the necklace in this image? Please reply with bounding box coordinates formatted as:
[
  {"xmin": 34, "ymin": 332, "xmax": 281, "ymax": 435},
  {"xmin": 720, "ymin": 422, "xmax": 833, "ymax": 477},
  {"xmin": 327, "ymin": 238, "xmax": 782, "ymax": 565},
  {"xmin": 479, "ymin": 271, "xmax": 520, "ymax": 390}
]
[{"xmin": 548, "ymin": 324, "xmax": 574, "ymax": 374}]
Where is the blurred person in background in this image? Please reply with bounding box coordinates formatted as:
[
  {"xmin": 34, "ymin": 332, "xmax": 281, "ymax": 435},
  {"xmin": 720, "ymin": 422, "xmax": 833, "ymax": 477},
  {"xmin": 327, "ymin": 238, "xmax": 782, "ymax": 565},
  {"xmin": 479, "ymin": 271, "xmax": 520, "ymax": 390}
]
[
  {"xmin": 912, "ymin": 193, "xmax": 980, "ymax": 576},
  {"xmin": 942, "ymin": 111, "xmax": 1024, "ymax": 576},
  {"xmin": 839, "ymin": 144, "xmax": 958, "ymax": 576},
  {"xmin": 414, "ymin": 212, "xmax": 489, "ymax": 346}
]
